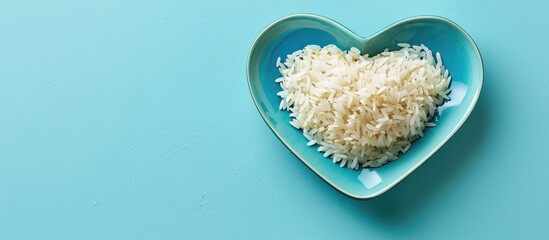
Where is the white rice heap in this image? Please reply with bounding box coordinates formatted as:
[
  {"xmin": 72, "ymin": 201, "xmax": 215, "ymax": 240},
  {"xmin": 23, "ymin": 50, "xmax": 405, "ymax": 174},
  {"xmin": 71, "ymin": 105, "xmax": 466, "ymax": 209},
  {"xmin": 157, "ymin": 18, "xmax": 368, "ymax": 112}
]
[{"xmin": 276, "ymin": 43, "xmax": 451, "ymax": 169}]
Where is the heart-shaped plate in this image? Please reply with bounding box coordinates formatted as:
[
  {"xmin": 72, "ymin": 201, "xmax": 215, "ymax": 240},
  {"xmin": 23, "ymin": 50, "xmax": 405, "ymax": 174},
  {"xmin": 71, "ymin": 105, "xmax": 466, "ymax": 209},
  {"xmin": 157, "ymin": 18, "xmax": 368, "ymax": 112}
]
[{"xmin": 247, "ymin": 14, "xmax": 483, "ymax": 199}]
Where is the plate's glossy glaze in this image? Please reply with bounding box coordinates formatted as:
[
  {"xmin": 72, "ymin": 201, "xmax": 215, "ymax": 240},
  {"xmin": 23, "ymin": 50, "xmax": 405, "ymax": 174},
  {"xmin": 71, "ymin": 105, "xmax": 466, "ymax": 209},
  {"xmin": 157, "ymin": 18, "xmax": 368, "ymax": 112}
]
[{"xmin": 247, "ymin": 14, "xmax": 483, "ymax": 199}]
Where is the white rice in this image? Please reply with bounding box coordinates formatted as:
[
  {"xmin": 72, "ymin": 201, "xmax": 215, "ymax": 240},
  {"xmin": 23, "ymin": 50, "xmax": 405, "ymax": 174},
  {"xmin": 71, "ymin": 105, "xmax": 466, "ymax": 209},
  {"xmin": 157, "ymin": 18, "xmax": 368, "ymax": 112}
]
[{"xmin": 276, "ymin": 44, "xmax": 451, "ymax": 169}]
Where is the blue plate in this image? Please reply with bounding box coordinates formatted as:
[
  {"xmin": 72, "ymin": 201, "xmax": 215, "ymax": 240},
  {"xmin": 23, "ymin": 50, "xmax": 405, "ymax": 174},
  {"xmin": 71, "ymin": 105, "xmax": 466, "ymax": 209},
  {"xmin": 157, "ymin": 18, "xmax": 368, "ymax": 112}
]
[{"xmin": 247, "ymin": 14, "xmax": 483, "ymax": 199}]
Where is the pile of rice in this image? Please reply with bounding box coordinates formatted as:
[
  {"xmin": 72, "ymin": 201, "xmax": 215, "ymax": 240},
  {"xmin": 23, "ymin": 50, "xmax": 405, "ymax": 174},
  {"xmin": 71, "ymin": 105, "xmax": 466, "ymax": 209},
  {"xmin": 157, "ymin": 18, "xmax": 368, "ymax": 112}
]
[{"xmin": 276, "ymin": 43, "xmax": 451, "ymax": 169}]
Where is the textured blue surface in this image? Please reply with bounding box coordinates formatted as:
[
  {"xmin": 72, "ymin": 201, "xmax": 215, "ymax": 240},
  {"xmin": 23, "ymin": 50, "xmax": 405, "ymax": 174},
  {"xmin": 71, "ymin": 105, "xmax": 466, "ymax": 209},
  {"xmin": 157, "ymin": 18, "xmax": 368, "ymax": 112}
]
[{"xmin": 1, "ymin": 0, "xmax": 548, "ymax": 239}]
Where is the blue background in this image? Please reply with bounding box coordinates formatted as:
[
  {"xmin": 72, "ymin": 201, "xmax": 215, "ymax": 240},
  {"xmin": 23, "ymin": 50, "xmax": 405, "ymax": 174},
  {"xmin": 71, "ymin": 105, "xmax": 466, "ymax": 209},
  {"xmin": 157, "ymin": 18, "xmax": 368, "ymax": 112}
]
[{"xmin": 1, "ymin": 0, "xmax": 548, "ymax": 239}]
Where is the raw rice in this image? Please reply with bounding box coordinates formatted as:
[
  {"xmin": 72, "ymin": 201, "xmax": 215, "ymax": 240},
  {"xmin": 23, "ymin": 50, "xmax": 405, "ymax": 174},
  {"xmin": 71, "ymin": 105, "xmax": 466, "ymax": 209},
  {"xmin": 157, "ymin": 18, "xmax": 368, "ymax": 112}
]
[{"xmin": 276, "ymin": 44, "xmax": 451, "ymax": 169}]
